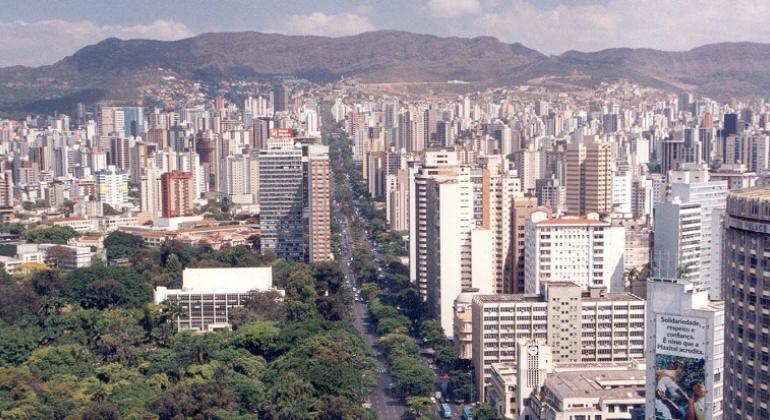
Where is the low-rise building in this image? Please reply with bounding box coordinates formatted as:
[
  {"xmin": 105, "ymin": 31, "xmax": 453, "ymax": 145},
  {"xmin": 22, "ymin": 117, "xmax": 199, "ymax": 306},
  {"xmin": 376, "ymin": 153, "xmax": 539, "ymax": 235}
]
[{"xmin": 154, "ymin": 266, "xmax": 279, "ymax": 332}]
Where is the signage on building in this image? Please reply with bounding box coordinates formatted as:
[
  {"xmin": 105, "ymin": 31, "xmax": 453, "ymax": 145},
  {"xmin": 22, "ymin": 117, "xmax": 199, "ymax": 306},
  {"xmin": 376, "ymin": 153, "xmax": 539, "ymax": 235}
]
[
  {"xmin": 270, "ymin": 128, "xmax": 295, "ymax": 138},
  {"xmin": 653, "ymin": 315, "xmax": 707, "ymax": 420}
]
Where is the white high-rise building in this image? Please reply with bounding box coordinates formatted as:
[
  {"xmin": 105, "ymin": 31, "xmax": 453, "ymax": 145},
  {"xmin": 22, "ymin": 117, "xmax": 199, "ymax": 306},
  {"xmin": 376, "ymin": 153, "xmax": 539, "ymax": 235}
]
[
  {"xmin": 612, "ymin": 170, "xmax": 632, "ymax": 214},
  {"xmin": 653, "ymin": 199, "xmax": 703, "ymax": 289},
  {"xmin": 524, "ymin": 212, "xmax": 625, "ymax": 294},
  {"xmin": 646, "ymin": 280, "xmax": 724, "ymax": 420},
  {"xmin": 95, "ymin": 165, "xmax": 129, "ymax": 209},
  {"xmin": 425, "ymin": 166, "xmax": 491, "ymax": 337},
  {"xmin": 410, "ymin": 150, "xmax": 460, "ymax": 298},
  {"xmin": 666, "ymin": 167, "xmax": 727, "ymax": 298},
  {"xmin": 140, "ymin": 165, "xmax": 162, "ymax": 217}
]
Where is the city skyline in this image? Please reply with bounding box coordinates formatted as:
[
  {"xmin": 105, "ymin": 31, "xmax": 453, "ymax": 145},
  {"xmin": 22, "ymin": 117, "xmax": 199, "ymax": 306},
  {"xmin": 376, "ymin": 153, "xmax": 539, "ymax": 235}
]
[{"xmin": 4, "ymin": 0, "xmax": 770, "ymax": 67}]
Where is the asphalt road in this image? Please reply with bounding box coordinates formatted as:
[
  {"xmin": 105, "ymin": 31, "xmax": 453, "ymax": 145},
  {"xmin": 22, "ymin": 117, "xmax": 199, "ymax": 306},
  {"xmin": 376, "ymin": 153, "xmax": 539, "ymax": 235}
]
[{"xmin": 337, "ymin": 210, "xmax": 409, "ymax": 419}]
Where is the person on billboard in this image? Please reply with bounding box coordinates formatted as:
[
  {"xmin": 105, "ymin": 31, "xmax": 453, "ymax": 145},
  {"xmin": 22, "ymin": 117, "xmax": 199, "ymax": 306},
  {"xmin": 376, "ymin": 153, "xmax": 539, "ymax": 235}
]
[
  {"xmin": 655, "ymin": 362, "xmax": 686, "ymax": 418},
  {"xmin": 685, "ymin": 382, "xmax": 706, "ymax": 420}
]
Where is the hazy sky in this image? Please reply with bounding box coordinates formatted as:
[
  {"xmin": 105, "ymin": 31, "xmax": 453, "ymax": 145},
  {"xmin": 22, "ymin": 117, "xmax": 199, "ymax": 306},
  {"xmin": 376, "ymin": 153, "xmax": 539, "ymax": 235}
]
[{"xmin": 3, "ymin": 0, "xmax": 770, "ymax": 67}]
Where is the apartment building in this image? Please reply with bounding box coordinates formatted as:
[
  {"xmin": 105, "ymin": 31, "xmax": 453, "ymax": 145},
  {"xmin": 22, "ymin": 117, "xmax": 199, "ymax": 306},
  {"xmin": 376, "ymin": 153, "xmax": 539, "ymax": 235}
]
[
  {"xmin": 471, "ymin": 282, "xmax": 645, "ymax": 402},
  {"xmin": 524, "ymin": 212, "xmax": 625, "ymax": 294}
]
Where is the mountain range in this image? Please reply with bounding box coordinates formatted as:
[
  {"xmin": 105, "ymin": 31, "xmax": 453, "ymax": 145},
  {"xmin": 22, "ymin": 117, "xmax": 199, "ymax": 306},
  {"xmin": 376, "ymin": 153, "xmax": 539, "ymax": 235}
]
[{"xmin": 1, "ymin": 30, "xmax": 769, "ymax": 114}]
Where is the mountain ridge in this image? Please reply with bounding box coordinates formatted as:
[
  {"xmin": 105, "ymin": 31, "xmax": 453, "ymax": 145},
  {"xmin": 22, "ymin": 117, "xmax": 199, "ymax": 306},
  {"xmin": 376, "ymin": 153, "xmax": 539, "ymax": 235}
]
[{"xmin": 1, "ymin": 30, "xmax": 768, "ymax": 113}]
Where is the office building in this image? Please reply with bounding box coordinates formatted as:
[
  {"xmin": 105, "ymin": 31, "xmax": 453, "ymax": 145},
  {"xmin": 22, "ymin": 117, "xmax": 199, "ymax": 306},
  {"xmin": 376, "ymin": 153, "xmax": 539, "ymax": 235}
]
[
  {"xmin": 273, "ymin": 84, "xmax": 289, "ymax": 112},
  {"xmin": 425, "ymin": 166, "xmax": 491, "ymax": 337},
  {"xmin": 723, "ymin": 189, "xmax": 770, "ymax": 419},
  {"xmin": 510, "ymin": 197, "xmax": 550, "ymax": 293},
  {"xmin": 0, "ymin": 171, "xmax": 13, "ymax": 208},
  {"xmin": 410, "ymin": 150, "xmax": 461, "ymax": 297},
  {"xmin": 258, "ymin": 141, "xmax": 305, "ymax": 260}
]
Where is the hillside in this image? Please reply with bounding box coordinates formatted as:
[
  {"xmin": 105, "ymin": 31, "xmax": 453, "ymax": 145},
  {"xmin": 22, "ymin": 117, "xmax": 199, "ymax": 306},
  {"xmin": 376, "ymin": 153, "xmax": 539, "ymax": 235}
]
[{"xmin": 1, "ymin": 30, "xmax": 769, "ymax": 113}]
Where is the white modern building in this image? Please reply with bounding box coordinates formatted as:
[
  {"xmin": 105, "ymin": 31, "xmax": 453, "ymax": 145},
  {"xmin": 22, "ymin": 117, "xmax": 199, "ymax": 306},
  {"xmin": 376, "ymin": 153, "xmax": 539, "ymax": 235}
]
[
  {"xmin": 666, "ymin": 167, "xmax": 727, "ymax": 298},
  {"xmin": 425, "ymin": 167, "xmax": 493, "ymax": 338},
  {"xmin": 524, "ymin": 212, "xmax": 625, "ymax": 294},
  {"xmin": 154, "ymin": 266, "xmax": 278, "ymax": 332},
  {"xmin": 653, "ymin": 199, "xmax": 702, "ymax": 286}
]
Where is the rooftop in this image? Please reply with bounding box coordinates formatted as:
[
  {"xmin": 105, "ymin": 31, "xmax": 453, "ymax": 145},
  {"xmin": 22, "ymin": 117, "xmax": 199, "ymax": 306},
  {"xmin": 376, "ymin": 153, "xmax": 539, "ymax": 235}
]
[
  {"xmin": 543, "ymin": 369, "xmax": 645, "ymax": 402},
  {"xmin": 728, "ymin": 187, "xmax": 770, "ymax": 198}
]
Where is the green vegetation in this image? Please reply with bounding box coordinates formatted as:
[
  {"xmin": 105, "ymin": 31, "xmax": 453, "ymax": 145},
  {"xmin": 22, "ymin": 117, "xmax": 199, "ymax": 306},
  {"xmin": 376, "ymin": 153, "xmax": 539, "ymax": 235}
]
[
  {"xmin": 329, "ymin": 131, "xmax": 476, "ymax": 410},
  {"xmin": 0, "ymin": 233, "xmax": 376, "ymax": 418},
  {"xmin": 23, "ymin": 225, "xmax": 80, "ymax": 244}
]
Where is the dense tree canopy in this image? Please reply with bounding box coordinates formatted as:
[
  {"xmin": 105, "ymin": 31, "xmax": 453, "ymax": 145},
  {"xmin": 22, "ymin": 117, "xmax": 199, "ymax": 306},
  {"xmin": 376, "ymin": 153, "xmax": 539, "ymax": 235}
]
[{"xmin": 0, "ymin": 235, "xmax": 375, "ymax": 418}]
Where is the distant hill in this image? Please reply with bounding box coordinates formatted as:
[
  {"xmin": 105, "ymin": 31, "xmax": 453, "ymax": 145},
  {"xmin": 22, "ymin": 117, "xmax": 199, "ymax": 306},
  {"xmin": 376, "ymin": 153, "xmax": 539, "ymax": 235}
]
[{"xmin": 1, "ymin": 30, "xmax": 769, "ymax": 114}]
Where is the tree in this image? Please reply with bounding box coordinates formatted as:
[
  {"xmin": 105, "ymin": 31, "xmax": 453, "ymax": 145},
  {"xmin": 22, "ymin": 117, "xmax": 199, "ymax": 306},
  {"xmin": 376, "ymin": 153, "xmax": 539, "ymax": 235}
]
[
  {"xmin": 419, "ymin": 320, "xmax": 448, "ymax": 348},
  {"xmin": 104, "ymin": 231, "xmax": 144, "ymax": 260},
  {"xmin": 376, "ymin": 316, "xmax": 411, "ymax": 335},
  {"xmin": 102, "ymin": 203, "xmax": 121, "ymax": 216},
  {"xmin": 45, "ymin": 245, "xmax": 72, "ymax": 270},
  {"xmin": 406, "ymin": 396, "xmax": 434, "ymax": 417},
  {"xmin": 312, "ymin": 261, "xmax": 345, "ymax": 294},
  {"xmin": 150, "ymin": 380, "xmax": 238, "ymax": 419},
  {"xmin": 0, "ymin": 323, "xmax": 41, "ymax": 365},
  {"xmin": 234, "ymin": 321, "xmax": 280, "ymax": 357},
  {"xmin": 473, "ymin": 403, "xmax": 506, "ymax": 420},
  {"xmin": 93, "ymin": 309, "xmax": 146, "ymax": 364},
  {"xmin": 26, "ymin": 343, "xmax": 95, "ymax": 380},
  {"xmin": 261, "ymin": 372, "xmax": 318, "ymax": 420},
  {"xmin": 24, "ymin": 225, "xmax": 80, "ymax": 244},
  {"xmin": 229, "ymin": 290, "xmax": 287, "ymax": 328},
  {"xmin": 83, "ymin": 279, "xmax": 127, "ymax": 309},
  {"xmin": 435, "ymin": 345, "xmax": 460, "ymax": 371}
]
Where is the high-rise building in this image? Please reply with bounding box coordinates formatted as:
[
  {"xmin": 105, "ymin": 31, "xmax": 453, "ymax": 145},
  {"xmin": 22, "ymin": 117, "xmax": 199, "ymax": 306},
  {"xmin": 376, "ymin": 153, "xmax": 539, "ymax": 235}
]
[
  {"xmin": 258, "ymin": 141, "xmax": 304, "ymax": 260},
  {"xmin": 510, "ymin": 197, "xmax": 550, "ymax": 293},
  {"xmin": 425, "ymin": 166, "xmax": 492, "ymax": 337},
  {"xmin": 653, "ymin": 199, "xmax": 703, "ymax": 286},
  {"xmin": 305, "ymin": 144, "xmax": 331, "ymax": 263},
  {"xmin": 471, "ymin": 283, "xmax": 645, "ymax": 402},
  {"xmin": 524, "ymin": 212, "xmax": 625, "ymax": 294},
  {"xmin": 0, "ymin": 171, "xmax": 13, "ymax": 208},
  {"xmin": 723, "ymin": 189, "xmax": 770, "ymax": 419},
  {"xmin": 95, "ymin": 165, "xmax": 129, "ymax": 210},
  {"xmin": 565, "ymin": 139, "xmax": 613, "ymax": 215},
  {"xmin": 666, "ymin": 167, "xmax": 728, "ymax": 298},
  {"xmin": 722, "ymin": 113, "xmax": 739, "ymax": 138},
  {"xmin": 410, "ymin": 150, "xmax": 460, "ymax": 297},
  {"xmin": 97, "ymin": 106, "xmax": 125, "ymax": 137},
  {"xmin": 272, "ymin": 84, "xmax": 290, "ymax": 113},
  {"xmin": 140, "ymin": 166, "xmax": 162, "ymax": 218},
  {"xmin": 160, "ymin": 170, "xmax": 194, "ymax": 218},
  {"xmin": 646, "ymin": 280, "xmax": 724, "ymax": 420},
  {"xmin": 109, "ymin": 136, "xmax": 131, "ymax": 170}
]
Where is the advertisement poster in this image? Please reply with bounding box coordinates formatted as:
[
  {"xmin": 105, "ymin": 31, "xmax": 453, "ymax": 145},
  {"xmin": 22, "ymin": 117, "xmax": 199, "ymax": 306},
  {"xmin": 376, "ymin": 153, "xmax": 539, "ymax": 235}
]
[{"xmin": 654, "ymin": 315, "xmax": 707, "ymax": 420}]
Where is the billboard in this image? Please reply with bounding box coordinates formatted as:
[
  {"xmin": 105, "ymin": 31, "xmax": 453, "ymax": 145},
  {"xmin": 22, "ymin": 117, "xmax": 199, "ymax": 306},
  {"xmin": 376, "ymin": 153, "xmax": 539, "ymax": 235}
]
[
  {"xmin": 654, "ymin": 315, "xmax": 707, "ymax": 420},
  {"xmin": 270, "ymin": 128, "xmax": 295, "ymax": 138}
]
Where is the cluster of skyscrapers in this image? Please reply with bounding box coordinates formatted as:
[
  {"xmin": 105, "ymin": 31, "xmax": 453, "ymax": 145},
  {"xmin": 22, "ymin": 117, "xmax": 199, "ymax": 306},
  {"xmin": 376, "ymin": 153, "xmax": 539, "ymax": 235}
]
[
  {"xmin": 0, "ymin": 84, "xmax": 330, "ymax": 263},
  {"xmin": 338, "ymin": 86, "xmax": 770, "ymax": 419}
]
